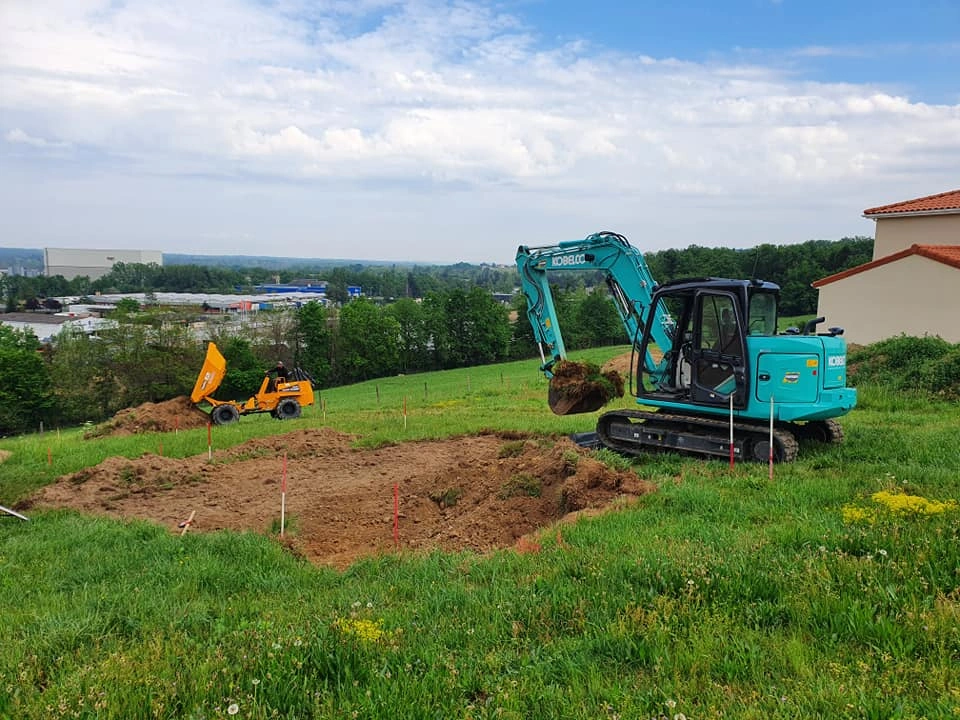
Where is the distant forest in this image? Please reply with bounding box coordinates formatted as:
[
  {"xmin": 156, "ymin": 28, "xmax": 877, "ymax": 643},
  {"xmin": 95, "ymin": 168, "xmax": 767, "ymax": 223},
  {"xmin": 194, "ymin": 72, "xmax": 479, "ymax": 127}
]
[{"xmin": 1, "ymin": 236, "xmax": 873, "ymax": 315}]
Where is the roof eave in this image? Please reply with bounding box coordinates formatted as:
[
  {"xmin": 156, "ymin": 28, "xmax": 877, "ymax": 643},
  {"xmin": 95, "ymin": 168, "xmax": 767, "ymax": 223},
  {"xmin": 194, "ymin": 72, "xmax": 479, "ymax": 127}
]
[{"xmin": 863, "ymin": 208, "xmax": 960, "ymax": 220}]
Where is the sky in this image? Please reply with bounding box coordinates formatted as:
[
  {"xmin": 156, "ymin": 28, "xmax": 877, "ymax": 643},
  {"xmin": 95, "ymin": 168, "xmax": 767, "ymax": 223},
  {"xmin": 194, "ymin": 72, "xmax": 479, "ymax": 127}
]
[{"xmin": 1, "ymin": 0, "xmax": 958, "ymax": 264}]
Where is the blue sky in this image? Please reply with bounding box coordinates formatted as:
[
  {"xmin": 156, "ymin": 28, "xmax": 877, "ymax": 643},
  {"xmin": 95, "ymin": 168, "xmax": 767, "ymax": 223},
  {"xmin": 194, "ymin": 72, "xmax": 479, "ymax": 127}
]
[{"xmin": 1, "ymin": 0, "xmax": 958, "ymax": 263}]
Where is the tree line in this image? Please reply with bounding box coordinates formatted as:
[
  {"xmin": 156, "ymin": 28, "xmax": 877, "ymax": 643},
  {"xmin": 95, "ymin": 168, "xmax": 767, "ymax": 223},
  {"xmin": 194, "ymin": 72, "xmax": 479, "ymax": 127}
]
[{"xmin": 2, "ymin": 236, "xmax": 872, "ymax": 315}]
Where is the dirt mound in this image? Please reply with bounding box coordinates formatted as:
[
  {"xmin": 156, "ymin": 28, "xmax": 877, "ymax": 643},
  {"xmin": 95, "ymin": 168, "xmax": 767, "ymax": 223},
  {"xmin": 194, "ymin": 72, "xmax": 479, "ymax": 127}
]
[
  {"xmin": 32, "ymin": 428, "xmax": 655, "ymax": 568},
  {"xmin": 602, "ymin": 351, "xmax": 633, "ymax": 378},
  {"xmin": 84, "ymin": 396, "xmax": 210, "ymax": 438}
]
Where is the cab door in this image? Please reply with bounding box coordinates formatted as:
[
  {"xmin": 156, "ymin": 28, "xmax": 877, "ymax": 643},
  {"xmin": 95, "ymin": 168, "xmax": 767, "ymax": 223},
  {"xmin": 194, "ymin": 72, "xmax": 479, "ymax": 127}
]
[{"xmin": 689, "ymin": 292, "xmax": 747, "ymax": 407}]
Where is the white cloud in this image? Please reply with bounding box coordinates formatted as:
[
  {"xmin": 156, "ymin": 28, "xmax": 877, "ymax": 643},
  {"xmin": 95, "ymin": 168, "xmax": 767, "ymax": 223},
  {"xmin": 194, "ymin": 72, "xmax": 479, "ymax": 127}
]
[
  {"xmin": 0, "ymin": 0, "xmax": 958, "ymax": 261},
  {"xmin": 5, "ymin": 128, "xmax": 71, "ymax": 149}
]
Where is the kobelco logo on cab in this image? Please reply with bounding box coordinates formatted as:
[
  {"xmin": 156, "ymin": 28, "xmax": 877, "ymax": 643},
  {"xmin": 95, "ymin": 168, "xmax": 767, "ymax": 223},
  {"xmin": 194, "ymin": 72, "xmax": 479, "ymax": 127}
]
[
  {"xmin": 828, "ymin": 356, "xmax": 846, "ymax": 368},
  {"xmin": 552, "ymin": 254, "xmax": 586, "ymax": 267}
]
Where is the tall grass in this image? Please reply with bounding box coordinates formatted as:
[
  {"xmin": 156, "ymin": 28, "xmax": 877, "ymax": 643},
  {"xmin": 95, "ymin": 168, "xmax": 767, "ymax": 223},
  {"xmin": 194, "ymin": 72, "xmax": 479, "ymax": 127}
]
[{"xmin": 2, "ymin": 346, "xmax": 960, "ymax": 718}]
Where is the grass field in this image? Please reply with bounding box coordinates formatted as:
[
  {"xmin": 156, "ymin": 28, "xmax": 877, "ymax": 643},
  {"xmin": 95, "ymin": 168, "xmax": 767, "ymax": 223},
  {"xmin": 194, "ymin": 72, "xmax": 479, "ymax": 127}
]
[{"xmin": 2, "ymin": 347, "xmax": 959, "ymax": 719}]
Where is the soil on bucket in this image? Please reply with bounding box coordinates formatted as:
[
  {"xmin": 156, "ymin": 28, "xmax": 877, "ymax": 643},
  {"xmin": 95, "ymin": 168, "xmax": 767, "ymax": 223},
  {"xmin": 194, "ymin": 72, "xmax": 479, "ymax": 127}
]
[{"xmin": 548, "ymin": 360, "xmax": 625, "ymax": 415}]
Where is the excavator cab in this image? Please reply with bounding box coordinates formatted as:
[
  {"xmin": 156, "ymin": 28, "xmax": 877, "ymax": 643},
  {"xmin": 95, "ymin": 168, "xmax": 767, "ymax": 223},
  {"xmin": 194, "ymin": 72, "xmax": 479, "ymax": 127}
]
[{"xmin": 637, "ymin": 280, "xmax": 779, "ymax": 410}]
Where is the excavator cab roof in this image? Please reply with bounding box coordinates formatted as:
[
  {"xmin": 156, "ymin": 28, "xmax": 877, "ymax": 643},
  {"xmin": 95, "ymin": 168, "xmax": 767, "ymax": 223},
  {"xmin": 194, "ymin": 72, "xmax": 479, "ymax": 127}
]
[{"xmin": 654, "ymin": 277, "xmax": 780, "ymax": 294}]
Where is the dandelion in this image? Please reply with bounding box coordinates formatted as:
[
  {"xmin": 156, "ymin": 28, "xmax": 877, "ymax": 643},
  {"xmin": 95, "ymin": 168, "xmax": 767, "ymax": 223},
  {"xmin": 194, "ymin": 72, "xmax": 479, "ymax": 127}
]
[
  {"xmin": 252, "ymin": 679, "xmax": 260, "ymax": 686},
  {"xmin": 666, "ymin": 699, "xmax": 677, "ymax": 709},
  {"xmin": 227, "ymin": 703, "xmax": 239, "ymax": 715},
  {"xmin": 878, "ymin": 549, "xmax": 888, "ymax": 557}
]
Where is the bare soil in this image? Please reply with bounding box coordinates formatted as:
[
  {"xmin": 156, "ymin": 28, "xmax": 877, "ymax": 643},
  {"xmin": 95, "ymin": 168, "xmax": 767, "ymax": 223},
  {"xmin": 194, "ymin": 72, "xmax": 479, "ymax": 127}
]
[
  {"xmin": 83, "ymin": 396, "xmax": 210, "ymax": 438},
  {"xmin": 32, "ymin": 428, "xmax": 655, "ymax": 569}
]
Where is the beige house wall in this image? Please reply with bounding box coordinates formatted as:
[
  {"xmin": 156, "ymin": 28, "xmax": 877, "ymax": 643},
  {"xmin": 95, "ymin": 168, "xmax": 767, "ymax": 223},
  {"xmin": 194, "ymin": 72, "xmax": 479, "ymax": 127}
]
[
  {"xmin": 816, "ymin": 254, "xmax": 960, "ymax": 345},
  {"xmin": 872, "ymin": 214, "xmax": 960, "ymax": 259}
]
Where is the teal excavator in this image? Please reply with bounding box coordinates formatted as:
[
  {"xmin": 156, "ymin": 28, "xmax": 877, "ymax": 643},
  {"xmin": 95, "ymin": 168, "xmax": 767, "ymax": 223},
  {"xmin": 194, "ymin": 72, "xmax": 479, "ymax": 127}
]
[{"xmin": 516, "ymin": 231, "xmax": 857, "ymax": 462}]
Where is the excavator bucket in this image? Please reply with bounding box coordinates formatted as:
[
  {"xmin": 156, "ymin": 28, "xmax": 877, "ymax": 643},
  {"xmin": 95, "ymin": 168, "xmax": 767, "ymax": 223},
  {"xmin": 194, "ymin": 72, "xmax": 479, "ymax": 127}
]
[
  {"xmin": 547, "ymin": 360, "xmax": 625, "ymax": 416},
  {"xmin": 548, "ymin": 381, "xmax": 608, "ymax": 415},
  {"xmin": 190, "ymin": 342, "xmax": 228, "ymax": 404}
]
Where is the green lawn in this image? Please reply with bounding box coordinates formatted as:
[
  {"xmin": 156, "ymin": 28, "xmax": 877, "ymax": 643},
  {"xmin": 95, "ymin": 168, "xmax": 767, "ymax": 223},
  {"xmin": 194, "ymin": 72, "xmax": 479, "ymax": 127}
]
[{"xmin": 2, "ymin": 348, "xmax": 959, "ymax": 719}]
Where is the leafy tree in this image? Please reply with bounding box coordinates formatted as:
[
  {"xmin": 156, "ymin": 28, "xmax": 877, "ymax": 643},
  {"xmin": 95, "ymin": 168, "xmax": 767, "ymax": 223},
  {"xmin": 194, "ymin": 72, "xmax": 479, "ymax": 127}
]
[
  {"xmin": 99, "ymin": 311, "xmax": 202, "ymax": 407},
  {"xmin": 49, "ymin": 326, "xmax": 119, "ymax": 424},
  {"xmin": 334, "ymin": 298, "xmax": 400, "ymax": 383},
  {"xmin": 508, "ymin": 293, "xmax": 539, "ymax": 361},
  {"xmin": 294, "ymin": 301, "xmax": 332, "ymax": 385},
  {"xmin": 386, "ymin": 298, "xmax": 431, "ymax": 373},
  {"xmin": 459, "ymin": 287, "xmax": 511, "ymax": 366},
  {"xmin": 0, "ymin": 325, "xmax": 53, "ymax": 434},
  {"xmin": 572, "ymin": 290, "xmax": 626, "ymax": 348},
  {"xmin": 113, "ymin": 298, "xmax": 140, "ymax": 314},
  {"xmin": 254, "ymin": 308, "xmax": 298, "ymax": 366}
]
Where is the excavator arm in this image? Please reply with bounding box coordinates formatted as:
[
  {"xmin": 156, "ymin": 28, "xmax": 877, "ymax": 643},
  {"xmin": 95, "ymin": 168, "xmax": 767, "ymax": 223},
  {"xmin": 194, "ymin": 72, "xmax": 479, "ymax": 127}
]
[{"xmin": 516, "ymin": 231, "xmax": 676, "ymax": 413}]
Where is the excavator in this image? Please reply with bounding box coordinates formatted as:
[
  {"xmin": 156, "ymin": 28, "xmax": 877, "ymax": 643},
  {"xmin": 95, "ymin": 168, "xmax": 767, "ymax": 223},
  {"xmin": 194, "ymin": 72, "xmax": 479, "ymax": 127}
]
[
  {"xmin": 516, "ymin": 231, "xmax": 857, "ymax": 462},
  {"xmin": 190, "ymin": 342, "xmax": 315, "ymax": 425}
]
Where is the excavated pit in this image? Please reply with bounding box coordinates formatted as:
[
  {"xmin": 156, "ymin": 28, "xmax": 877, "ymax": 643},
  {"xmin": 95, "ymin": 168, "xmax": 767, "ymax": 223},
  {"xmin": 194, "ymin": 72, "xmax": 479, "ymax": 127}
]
[{"xmin": 31, "ymin": 428, "xmax": 654, "ymax": 568}]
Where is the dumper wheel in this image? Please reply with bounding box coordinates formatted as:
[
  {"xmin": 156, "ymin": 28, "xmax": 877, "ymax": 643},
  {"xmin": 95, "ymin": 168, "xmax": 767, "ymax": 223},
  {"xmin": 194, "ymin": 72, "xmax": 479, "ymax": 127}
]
[
  {"xmin": 212, "ymin": 404, "xmax": 240, "ymax": 426},
  {"xmin": 275, "ymin": 398, "xmax": 301, "ymax": 420}
]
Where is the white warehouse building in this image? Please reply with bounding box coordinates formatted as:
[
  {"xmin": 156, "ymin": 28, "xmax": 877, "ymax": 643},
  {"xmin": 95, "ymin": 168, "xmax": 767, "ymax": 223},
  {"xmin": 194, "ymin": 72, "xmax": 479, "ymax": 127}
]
[{"xmin": 44, "ymin": 248, "xmax": 163, "ymax": 280}]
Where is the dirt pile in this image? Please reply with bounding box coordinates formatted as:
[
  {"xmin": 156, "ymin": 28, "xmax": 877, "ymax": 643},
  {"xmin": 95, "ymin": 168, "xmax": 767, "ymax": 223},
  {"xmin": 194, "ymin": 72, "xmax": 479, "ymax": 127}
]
[
  {"xmin": 32, "ymin": 428, "xmax": 655, "ymax": 568},
  {"xmin": 83, "ymin": 396, "xmax": 210, "ymax": 438}
]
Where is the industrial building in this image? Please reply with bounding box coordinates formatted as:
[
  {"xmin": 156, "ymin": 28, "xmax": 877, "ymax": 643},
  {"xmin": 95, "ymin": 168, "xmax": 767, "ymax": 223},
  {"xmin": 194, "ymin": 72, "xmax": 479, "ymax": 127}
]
[{"xmin": 44, "ymin": 248, "xmax": 163, "ymax": 281}]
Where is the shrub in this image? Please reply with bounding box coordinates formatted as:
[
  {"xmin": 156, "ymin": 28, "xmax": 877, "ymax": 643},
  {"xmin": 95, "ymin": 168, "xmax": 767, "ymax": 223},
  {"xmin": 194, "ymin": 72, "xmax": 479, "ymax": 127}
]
[
  {"xmin": 849, "ymin": 335, "xmax": 956, "ymax": 392},
  {"xmin": 919, "ymin": 347, "xmax": 960, "ymax": 400}
]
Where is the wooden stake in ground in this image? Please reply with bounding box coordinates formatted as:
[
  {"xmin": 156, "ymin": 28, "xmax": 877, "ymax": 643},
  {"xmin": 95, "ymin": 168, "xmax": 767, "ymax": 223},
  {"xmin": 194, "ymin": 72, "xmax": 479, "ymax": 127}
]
[{"xmin": 178, "ymin": 510, "xmax": 196, "ymax": 536}]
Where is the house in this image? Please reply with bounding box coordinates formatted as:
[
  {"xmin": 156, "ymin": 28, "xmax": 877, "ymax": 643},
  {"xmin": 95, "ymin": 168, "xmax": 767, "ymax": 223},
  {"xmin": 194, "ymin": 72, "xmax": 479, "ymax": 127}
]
[
  {"xmin": 812, "ymin": 189, "xmax": 960, "ymax": 344},
  {"xmin": 0, "ymin": 312, "xmax": 115, "ymax": 344}
]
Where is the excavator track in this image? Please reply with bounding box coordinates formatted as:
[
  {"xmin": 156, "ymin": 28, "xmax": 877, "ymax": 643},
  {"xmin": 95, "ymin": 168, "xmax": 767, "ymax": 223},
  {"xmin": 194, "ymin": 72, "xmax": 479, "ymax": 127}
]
[
  {"xmin": 792, "ymin": 418, "xmax": 844, "ymax": 444},
  {"xmin": 596, "ymin": 409, "xmax": 800, "ymax": 463}
]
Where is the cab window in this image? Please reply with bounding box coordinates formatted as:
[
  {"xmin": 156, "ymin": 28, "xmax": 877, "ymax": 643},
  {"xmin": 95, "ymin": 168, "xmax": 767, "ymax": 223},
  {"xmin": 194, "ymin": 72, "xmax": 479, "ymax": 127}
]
[{"xmin": 747, "ymin": 292, "xmax": 777, "ymax": 336}]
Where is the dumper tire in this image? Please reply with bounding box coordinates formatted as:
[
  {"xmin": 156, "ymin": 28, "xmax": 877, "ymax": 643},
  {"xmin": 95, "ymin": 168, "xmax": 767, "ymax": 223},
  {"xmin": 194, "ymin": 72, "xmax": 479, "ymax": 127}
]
[
  {"xmin": 276, "ymin": 398, "xmax": 301, "ymax": 420},
  {"xmin": 212, "ymin": 404, "xmax": 240, "ymax": 426}
]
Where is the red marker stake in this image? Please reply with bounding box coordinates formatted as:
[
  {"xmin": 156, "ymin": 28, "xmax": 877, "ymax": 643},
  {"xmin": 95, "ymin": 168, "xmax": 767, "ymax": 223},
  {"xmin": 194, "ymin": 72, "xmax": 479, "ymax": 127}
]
[
  {"xmin": 728, "ymin": 393, "xmax": 735, "ymax": 470},
  {"xmin": 403, "ymin": 396, "xmax": 407, "ymax": 431},
  {"xmin": 280, "ymin": 452, "xmax": 288, "ymax": 537},
  {"xmin": 768, "ymin": 395, "xmax": 775, "ymax": 480},
  {"xmin": 393, "ymin": 483, "xmax": 399, "ymax": 549},
  {"xmin": 207, "ymin": 422, "xmax": 212, "ymax": 461}
]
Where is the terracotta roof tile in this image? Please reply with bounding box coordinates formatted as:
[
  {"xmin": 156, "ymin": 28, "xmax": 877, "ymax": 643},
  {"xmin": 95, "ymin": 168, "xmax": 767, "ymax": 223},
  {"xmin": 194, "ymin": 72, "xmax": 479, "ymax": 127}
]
[
  {"xmin": 864, "ymin": 189, "xmax": 960, "ymax": 216},
  {"xmin": 812, "ymin": 244, "xmax": 960, "ymax": 287}
]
